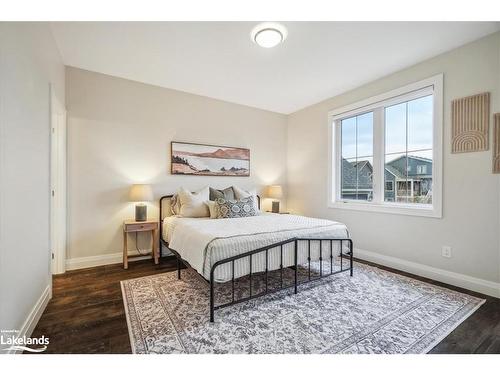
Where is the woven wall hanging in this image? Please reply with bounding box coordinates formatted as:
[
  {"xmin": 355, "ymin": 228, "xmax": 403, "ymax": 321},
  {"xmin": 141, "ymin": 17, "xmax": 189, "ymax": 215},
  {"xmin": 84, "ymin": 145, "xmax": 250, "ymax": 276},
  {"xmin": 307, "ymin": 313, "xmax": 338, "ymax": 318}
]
[
  {"xmin": 451, "ymin": 92, "xmax": 490, "ymax": 153},
  {"xmin": 493, "ymin": 113, "xmax": 500, "ymax": 173}
]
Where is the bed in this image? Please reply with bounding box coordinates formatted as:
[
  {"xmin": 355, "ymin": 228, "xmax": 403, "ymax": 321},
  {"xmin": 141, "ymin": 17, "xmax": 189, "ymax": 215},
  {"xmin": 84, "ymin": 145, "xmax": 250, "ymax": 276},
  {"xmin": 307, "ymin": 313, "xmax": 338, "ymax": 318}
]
[{"xmin": 159, "ymin": 194, "xmax": 353, "ymax": 322}]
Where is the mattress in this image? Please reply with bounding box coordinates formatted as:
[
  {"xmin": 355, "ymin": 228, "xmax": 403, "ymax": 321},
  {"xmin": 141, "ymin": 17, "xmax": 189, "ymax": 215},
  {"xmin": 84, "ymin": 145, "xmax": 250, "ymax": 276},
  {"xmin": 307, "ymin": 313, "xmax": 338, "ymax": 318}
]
[{"xmin": 163, "ymin": 213, "xmax": 349, "ymax": 282}]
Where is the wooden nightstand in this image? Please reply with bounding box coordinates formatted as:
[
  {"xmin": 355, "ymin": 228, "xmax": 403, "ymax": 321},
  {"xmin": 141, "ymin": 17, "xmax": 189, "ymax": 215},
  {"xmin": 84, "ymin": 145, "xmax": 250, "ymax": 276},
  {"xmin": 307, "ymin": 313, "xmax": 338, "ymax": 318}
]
[{"xmin": 123, "ymin": 220, "xmax": 159, "ymax": 269}]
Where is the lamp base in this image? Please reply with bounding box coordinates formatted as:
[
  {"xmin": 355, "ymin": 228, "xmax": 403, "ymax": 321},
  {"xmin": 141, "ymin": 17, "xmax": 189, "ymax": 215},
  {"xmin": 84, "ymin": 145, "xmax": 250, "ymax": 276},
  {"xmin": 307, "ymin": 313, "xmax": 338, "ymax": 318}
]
[
  {"xmin": 272, "ymin": 201, "xmax": 280, "ymax": 214},
  {"xmin": 135, "ymin": 204, "xmax": 147, "ymax": 221}
]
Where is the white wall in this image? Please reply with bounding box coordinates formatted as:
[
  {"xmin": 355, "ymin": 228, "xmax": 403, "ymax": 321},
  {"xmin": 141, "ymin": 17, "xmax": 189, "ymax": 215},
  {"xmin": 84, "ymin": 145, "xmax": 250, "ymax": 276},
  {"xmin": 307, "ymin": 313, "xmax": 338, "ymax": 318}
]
[
  {"xmin": 287, "ymin": 32, "xmax": 500, "ymax": 294},
  {"xmin": 66, "ymin": 67, "xmax": 287, "ymax": 263},
  {"xmin": 0, "ymin": 23, "xmax": 65, "ymax": 344}
]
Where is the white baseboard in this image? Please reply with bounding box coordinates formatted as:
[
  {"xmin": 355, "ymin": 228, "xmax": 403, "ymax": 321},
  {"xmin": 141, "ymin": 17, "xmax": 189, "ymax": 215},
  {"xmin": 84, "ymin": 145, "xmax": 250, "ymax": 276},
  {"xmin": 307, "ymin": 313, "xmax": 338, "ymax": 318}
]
[
  {"xmin": 4, "ymin": 284, "xmax": 52, "ymax": 354},
  {"xmin": 354, "ymin": 248, "xmax": 500, "ymax": 298},
  {"xmin": 66, "ymin": 251, "xmax": 153, "ymax": 271}
]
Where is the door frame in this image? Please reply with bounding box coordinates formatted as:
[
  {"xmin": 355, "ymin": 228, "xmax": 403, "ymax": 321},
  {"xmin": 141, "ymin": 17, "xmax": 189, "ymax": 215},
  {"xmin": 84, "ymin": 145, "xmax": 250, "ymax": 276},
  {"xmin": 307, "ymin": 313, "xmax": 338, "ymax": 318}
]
[{"xmin": 50, "ymin": 85, "xmax": 67, "ymax": 275}]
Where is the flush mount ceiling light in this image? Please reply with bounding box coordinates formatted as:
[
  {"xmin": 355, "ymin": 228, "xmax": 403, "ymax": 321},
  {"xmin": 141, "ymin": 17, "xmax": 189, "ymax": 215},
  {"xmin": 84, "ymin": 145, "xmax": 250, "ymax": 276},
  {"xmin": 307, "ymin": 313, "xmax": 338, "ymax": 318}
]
[{"xmin": 251, "ymin": 22, "xmax": 288, "ymax": 48}]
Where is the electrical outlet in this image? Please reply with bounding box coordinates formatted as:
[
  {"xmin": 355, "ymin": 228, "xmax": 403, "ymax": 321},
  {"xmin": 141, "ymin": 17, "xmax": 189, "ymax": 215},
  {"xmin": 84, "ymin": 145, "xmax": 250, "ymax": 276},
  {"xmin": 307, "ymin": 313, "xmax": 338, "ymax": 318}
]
[{"xmin": 442, "ymin": 246, "xmax": 452, "ymax": 258}]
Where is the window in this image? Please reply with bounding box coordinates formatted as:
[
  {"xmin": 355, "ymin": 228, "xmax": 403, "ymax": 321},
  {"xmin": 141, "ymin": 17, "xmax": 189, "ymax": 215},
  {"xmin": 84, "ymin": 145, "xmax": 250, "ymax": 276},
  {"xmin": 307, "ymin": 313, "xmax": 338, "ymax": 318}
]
[
  {"xmin": 329, "ymin": 75, "xmax": 442, "ymax": 218},
  {"xmin": 340, "ymin": 112, "xmax": 373, "ymax": 201},
  {"xmin": 384, "ymin": 95, "xmax": 433, "ymax": 204},
  {"xmin": 417, "ymin": 165, "xmax": 428, "ymax": 174}
]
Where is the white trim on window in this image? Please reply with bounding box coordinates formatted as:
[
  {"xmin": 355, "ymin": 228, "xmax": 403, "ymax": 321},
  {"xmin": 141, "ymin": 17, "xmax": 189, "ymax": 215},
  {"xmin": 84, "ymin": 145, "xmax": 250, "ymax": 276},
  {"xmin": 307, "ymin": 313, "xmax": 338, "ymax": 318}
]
[{"xmin": 327, "ymin": 74, "xmax": 443, "ymax": 218}]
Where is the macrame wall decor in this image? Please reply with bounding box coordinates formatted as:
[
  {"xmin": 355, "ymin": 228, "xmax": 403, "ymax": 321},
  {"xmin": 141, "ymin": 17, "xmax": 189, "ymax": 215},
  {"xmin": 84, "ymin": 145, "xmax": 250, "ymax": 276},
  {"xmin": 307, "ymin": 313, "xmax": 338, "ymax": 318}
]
[{"xmin": 451, "ymin": 92, "xmax": 490, "ymax": 153}]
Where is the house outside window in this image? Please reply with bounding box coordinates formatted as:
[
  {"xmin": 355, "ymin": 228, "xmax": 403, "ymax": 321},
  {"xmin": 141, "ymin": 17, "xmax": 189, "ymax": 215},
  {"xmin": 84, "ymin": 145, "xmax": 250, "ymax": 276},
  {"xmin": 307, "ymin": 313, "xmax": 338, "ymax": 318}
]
[
  {"xmin": 340, "ymin": 112, "xmax": 373, "ymax": 201},
  {"xmin": 329, "ymin": 75, "xmax": 443, "ymax": 218}
]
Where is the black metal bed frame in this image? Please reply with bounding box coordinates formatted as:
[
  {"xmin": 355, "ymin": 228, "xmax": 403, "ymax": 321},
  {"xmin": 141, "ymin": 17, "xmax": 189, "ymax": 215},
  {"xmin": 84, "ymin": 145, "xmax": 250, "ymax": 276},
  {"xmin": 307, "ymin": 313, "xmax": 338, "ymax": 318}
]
[{"xmin": 159, "ymin": 194, "xmax": 353, "ymax": 323}]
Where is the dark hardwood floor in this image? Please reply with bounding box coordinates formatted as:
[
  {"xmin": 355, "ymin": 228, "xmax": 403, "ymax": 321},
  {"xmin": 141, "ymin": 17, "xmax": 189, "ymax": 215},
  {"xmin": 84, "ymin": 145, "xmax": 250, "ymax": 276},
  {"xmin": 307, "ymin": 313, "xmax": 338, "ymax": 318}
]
[
  {"xmin": 30, "ymin": 258, "xmax": 178, "ymax": 354},
  {"xmin": 30, "ymin": 257, "xmax": 500, "ymax": 354}
]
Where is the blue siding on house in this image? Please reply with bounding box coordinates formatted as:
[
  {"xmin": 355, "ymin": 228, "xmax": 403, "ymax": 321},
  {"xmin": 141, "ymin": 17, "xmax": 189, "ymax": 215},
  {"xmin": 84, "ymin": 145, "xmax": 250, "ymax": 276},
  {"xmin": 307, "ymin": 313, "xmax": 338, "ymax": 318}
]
[
  {"xmin": 341, "ymin": 155, "xmax": 432, "ymax": 203},
  {"xmin": 341, "ymin": 159, "xmax": 373, "ymax": 200},
  {"xmin": 384, "ymin": 169, "xmax": 396, "ymax": 201}
]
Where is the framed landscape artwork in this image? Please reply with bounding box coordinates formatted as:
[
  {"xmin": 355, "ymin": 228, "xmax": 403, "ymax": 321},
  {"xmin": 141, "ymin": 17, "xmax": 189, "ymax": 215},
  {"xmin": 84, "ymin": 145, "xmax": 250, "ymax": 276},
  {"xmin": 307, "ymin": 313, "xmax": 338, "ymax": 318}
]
[{"xmin": 171, "ymin": 141, "xmax": 250, "ymax": 176}]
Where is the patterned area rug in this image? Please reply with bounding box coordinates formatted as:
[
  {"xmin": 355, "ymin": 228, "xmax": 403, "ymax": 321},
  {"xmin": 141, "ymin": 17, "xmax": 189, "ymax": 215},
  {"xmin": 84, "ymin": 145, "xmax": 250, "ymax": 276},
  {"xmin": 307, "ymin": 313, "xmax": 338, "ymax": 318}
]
[{"xmin": 121, "ymin": 261, "xmax": 485, "ymax": 354}]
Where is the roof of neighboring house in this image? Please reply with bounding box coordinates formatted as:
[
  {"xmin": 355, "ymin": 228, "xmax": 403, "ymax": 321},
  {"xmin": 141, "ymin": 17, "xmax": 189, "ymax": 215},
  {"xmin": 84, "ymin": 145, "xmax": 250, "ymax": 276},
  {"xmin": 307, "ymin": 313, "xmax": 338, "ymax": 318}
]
[
  {"xmin": 342, "ymin": 158, "xmax": 373, "ymax": 189},
  {"xmin": 388, "ymin": 154, "xmax": 432, "ymax": 164},
  {"xmin": 385, "ymin": 165, "xmax": 406, "ymax": 179},
  {"xmin": 352, "ymin": 160, "xmax": 371, "ymax": 169}
]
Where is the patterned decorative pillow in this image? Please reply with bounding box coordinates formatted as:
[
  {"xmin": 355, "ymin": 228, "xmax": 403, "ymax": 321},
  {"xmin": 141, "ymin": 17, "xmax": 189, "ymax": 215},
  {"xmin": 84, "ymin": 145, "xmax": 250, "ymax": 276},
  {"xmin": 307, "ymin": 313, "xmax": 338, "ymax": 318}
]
[
  {"xmin": 215, "ymin": 196, "xmax": 257, "ymax": 219},
  {"xmin": 232, "ymin": 185, "xmax": 259, "ymax": 211}
]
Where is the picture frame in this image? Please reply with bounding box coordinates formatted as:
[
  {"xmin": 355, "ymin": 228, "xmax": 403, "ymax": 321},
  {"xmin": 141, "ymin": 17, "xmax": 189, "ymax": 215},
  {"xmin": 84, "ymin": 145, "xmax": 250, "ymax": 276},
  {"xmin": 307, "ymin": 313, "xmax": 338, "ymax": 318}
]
[{"xmin": 171, "ymin": 141, "xmax": 250, "ymax": 176}]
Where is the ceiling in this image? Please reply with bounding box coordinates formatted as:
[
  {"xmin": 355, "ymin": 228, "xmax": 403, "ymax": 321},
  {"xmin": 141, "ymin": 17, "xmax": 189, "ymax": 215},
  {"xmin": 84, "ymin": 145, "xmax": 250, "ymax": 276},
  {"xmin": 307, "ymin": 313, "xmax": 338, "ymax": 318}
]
[{"xmin": 51, "ymin": 22, "xmax": 500, "ymax": 114}]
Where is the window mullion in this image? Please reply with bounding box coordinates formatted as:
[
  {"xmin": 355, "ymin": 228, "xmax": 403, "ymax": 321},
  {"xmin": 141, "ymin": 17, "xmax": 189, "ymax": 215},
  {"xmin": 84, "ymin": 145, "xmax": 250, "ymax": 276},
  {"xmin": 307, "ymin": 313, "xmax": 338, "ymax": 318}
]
[
  {"xmin": 372, "ymin": 107, "xmax": 384, "ymax": 204},
  {"xmin": 355, "ymin": 116, "xmax": 358, "ymax": 200},
  {"xmin": 335, "ymin": 120, "xmax": 342, "ymax": 202}
]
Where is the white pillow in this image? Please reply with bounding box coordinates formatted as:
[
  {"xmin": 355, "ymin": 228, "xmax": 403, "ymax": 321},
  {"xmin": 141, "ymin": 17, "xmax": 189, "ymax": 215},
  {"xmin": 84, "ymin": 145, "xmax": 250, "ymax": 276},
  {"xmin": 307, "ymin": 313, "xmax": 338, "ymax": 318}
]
[
  {"xmin": 170, "ymin": 193, "xmax": 181, "ymax": 215},
  {"xmin": 177, "ymin": 186, "xmax": 210, "ymax": 218},
  {"xmin": 232, "ymin": 186, "xmax": 259, "ymax": 210},
  {"xmin": 205, "ymin": 200, "xmax": 218, "ymax": 219}
]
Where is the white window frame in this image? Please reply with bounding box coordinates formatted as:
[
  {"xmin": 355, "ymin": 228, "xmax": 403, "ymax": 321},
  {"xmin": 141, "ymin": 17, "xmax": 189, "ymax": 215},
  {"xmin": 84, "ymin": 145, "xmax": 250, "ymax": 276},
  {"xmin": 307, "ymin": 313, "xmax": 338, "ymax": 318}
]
[{"xmin": 327, "ymin": 74, "xmax": 443, "ymax": 218}]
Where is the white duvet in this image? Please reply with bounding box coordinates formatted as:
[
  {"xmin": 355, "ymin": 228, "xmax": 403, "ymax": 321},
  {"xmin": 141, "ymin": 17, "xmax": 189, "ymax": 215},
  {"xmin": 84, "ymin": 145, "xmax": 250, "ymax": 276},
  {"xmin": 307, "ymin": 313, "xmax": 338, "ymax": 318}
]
[{"xmin": 163, "ymin": 213, "xmax": 349, "ymax": 282}]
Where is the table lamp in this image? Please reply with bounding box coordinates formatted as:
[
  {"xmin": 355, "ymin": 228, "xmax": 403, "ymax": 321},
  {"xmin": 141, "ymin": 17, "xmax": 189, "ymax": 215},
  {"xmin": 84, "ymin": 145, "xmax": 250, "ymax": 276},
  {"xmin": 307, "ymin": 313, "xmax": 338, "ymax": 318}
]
[
  {"xmin": 129, "ymin": 184, "xmax": 153, "ymax": 221},
  {"xmin": 267, "ymin": 185, "xmax": 283, "ymax": 213}
]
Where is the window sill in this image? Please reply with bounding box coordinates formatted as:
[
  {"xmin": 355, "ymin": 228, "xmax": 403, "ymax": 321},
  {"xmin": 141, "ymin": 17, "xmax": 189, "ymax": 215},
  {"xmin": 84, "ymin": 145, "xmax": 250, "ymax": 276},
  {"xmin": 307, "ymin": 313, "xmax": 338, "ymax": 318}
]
[{"xmin": 328, "ymin": 200, "xmax": 442, "ymax": 218}]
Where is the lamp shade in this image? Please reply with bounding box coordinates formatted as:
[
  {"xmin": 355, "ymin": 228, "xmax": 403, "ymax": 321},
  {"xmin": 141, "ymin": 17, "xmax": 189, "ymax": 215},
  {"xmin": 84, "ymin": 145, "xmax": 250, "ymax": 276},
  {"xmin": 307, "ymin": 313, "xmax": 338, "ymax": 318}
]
[
  {"xmin": 129, "ymin": 184, "xmax": 153, "ymax": 202},
  {"xmin": 267, "ymin": 185, "xmax": 283, "ymax": 199}
]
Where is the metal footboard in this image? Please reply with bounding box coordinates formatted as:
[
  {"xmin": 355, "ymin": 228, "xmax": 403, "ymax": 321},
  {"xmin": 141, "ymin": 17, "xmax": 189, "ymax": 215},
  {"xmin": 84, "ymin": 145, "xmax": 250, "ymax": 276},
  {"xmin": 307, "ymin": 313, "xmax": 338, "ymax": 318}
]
[
  {"xmin": 160, "ymin": 193, "xmax": 353, "ymax": 323},
  {"xmin": 208, "ymin": 237, "xmax": 353, "ymax": 322}
]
